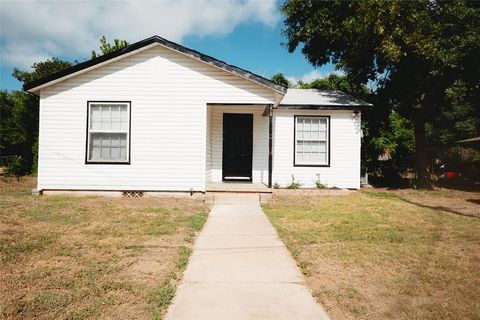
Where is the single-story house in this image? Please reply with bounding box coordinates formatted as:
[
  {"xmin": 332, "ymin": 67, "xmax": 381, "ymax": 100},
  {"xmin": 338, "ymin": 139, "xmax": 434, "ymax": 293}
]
[{"xmin": 24, "ymin": 35, "xmax": 372, "ymax": 194}]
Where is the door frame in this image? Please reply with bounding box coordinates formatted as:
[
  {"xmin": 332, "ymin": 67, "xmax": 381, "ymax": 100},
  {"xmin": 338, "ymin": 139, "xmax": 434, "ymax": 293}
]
[{"xmin": 222, "ymin": 113, "xmax": 253, "ymax": 182}]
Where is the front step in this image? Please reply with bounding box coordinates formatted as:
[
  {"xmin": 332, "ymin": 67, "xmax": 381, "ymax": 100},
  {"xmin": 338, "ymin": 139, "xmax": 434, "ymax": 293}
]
[{"xmin": 209, "ymin": 192, "xmax": 272, "ymax": 205}]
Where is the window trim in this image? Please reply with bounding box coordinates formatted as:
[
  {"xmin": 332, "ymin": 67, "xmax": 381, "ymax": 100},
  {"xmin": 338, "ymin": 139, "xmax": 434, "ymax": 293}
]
[
  {"xmin": 85, "ymin": 101, "xmax": 132, "ymax": 165},
  {"xmin": 293, "ymin": 115, "xmax": 331, "ymax": 167}
]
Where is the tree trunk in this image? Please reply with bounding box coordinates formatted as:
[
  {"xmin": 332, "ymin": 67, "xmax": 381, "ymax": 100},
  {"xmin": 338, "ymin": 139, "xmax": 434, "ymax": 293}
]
[{"xmin": 413, "ymin": 109, "xmax": 433, "ymax": 189}]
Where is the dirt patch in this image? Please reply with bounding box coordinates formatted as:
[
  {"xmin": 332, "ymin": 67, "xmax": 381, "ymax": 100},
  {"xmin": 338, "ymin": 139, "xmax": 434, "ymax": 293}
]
[
  {"xmin": 274, "ymin": 188, "xmax": 354, "ymax": 196},
  {"xmin": 0, "ymin": 177, "xmax": 209, "ymax": 319}
]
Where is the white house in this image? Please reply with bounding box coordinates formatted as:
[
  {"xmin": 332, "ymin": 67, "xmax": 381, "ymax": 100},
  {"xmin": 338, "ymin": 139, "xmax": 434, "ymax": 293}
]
[{"xmin": 24, "ymin": 36, "xmax": 371, "ymax": 194}]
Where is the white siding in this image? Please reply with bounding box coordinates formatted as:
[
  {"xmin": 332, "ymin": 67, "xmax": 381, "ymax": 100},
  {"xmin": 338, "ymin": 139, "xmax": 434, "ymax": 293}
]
[
  {"xmin": 208, "ymin": 105, "xmax": 269, "ymax": 185},
  {"xmin": 272, "ymin": 109, "xmax": 361, "ymax": 189},
  {"xmin": 38, "ymin": 44, "xmax": 275, "ymax": 192},
  {"xmin": 205, "ymin": 105, "xmax": 213, "ymax": 182}
]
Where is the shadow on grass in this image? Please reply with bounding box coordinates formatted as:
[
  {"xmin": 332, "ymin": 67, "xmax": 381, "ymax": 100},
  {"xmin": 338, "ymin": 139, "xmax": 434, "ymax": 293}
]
[
  {"xmin": 398, "ymin": 198, "xmax": 479, "ymax": 219},
  {"xmin": 367, "ymin": 191, "xmax": 480, "ymax": 219},
  {"xmin": 467, "ymin": 199, "xmax": 480, "ymax": 205}
]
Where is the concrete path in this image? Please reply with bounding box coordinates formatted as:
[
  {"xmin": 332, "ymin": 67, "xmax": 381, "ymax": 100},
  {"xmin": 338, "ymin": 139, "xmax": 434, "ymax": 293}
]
[{"xmin": 165, "ymin": 194, "xmax": 330, "ymax": 320}]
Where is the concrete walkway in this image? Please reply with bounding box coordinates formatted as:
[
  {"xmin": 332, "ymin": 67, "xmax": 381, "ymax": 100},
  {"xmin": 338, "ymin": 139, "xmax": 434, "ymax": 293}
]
[{"xmin": 165, "ymin": 194, "xmax": 330, "ymax": 320}]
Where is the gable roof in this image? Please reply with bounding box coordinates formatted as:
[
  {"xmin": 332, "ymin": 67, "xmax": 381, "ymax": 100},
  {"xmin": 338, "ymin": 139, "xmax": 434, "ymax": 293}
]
[
  {"xmin": 279, "ymin": 89, "xmax": 372, "ymax": 109},
  {"xmin": 24, "ymin": 35, "xmax": 287, "ymax": 94}
]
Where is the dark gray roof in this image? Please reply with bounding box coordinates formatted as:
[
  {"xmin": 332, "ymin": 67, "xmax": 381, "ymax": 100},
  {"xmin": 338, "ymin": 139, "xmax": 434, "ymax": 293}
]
[
  {"xmin": 24, "ymin": 35, "xmax": 287, "ymax": 94},
  {"xmin": 278, "ymin": 89, "xmax": 372, "ymax": 109}
]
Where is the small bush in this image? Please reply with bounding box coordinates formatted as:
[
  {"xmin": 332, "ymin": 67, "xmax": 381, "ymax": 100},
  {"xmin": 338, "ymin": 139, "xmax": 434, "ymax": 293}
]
[
  {"xmin": 273, "ymin": 182, "xmax": 280, "ymax": 189},
  {"xmin": 286, "ymin": 175, "xmax": 302, "ymax": 189},
  {"xmin": 4, "ymin": 156, "xmax": 27, "ymax": 178},
  {"xmin": 315, "ymin": 179, "xmax": 328, "ymax": 189}
]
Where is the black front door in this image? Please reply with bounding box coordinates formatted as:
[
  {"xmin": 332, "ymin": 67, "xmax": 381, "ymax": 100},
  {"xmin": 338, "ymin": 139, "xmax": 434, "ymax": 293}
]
[{"xmin": 222, "ymin": 113, "xmax": 253, "ymax": 181}]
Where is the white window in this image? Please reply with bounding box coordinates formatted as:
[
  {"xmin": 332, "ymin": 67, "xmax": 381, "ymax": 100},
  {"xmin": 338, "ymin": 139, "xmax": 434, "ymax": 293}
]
[
  {"xmin": 86, "ymin": 102, "xmax": 130, "ymax": 163},
  {"xmin": 295, "ymin": 116, "xmax": 329, "ymax": 166}
]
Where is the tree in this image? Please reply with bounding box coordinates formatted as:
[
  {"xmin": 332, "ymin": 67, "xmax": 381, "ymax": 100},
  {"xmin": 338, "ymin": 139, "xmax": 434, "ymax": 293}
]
[
  {"xmin": 91, "ymin": 36, "xmax": 129, "ymax": 58},
  {"xmin": 300, "ymin": 73, "xmax": 369, "ymax": 100},
  {"xmin": 270, "ymin": 72, "xmax": 290, "ymax": 87},
  {"xmin": 282, "ymin": 0, "xmax": 480, "ymax": 188},
  {"xmin": 12, "ymin": 57, "xmax": 72, "ymax": 84},
  {"xmin": 0, "ymin": 91, "xmax": 38, "ymax": 175},
  {"xmin": 3, "ymin": 58, "xmax": 73, "ymax": 175}
]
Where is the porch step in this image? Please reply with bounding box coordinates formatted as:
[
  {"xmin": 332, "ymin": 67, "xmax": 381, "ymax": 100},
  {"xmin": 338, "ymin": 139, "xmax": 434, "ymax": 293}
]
[
  {"xmin": 206, "ymin": 182, "xmax": 272, "ymax": 194},
  {"xmin": 208, "ymin": 193, "xmax": 272, "ymax": 205}
]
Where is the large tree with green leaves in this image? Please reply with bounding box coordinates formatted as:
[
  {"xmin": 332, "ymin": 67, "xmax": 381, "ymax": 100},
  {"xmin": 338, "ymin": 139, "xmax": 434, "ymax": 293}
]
[
  {"xmin": 12, "ymin": 57, "xmax": 72, "ymax": 84},
  {"xmin": 2, "ymin": 58, "xmax": 73, "ymax": 175},
  {"xmin": 270, "ymin": 72, "xmax": 291, "ymax": 87},
  {"xmin": 91, "ymin": 36, "xmax": 129, "ymax": 58},
  {"xmin": 299, "ymin": 73, "xmax": 370, "ymax": 100},
  {"xmin": 282, "ymin": 0, "xmax": 480, "ymax": 188}
]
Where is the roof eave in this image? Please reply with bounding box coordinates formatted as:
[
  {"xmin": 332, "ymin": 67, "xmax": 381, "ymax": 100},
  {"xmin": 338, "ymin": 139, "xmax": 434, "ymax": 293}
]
[
  {"xmin": 24, "ymin": 35, "xmax": 287, "ymax": 95},
  {"xmin": 278, "ymin": 103, "xmax": 373, "ymax": 110}
]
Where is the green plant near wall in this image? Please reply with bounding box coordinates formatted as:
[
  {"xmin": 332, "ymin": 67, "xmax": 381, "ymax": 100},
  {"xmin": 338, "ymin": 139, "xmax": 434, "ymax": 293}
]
[
  {"xmin": 314, "ymin": 174, "xmax": 328, "ymax": 189},
  {"xmin": 286, "ymin": 175, "xmax": 302, "ymax": 189},
  {"xmin": 272, "ymin": 182, "xmax": 281, "ymax": 189}
]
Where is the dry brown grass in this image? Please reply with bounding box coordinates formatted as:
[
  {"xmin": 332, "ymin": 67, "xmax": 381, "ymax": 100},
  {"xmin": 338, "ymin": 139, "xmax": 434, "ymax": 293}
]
[
  {"xmin": 263, "ymin": 188, "xmax": 480, "ymax": 320},
  {"xmin": 0, "ymin": 177, "xmax": 209, "ymax": 319}
]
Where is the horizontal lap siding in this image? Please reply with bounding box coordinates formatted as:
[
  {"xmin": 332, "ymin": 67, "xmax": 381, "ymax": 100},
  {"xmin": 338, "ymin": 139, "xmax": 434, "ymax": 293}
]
[
  {"xmin": 209, "ymin": 105, "xmax": 269, "ymax": 185},
  {"xmin": 38, "ymin": 45, "xmax": 274, "ymax": 191},
  {"xmin": 272, "ymin": 109, "xmax": 361, "ymax": 189},
  {"xmin": 206, "ymin": 106, "xmax": 213, "ymax": 183}
]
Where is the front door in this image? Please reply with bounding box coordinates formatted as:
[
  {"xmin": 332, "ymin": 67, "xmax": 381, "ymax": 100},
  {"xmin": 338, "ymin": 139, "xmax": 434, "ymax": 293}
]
[{"xmin": 222, "ymin": 113, "xmax": 253, "ymax": 181}]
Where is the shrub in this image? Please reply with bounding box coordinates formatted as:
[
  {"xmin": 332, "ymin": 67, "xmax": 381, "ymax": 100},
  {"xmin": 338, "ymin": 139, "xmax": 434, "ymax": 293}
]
[
  {"xmin": 314, "ymin": 176, "xmax": 328, "ymax": 189},
  {"xmin": 4, "ymin": 156, "xmax": 27, "ymax": 178},
  {"xmin": 286, "ymin": 175, "xmax": 302, "ymax": 189},
  {"xmin": 272, "ymin": 182, "xmax": 280, "ymax": 189}
]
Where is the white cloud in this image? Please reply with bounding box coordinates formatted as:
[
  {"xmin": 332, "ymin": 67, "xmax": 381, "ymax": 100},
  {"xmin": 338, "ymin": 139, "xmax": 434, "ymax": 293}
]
[
  {"xmin": 0, "ymin": 0, "xmax": 280, "ymax": 69},
  {"xmin": 286, "ymin": 69, "xmax": 345, "ymax": 85}
]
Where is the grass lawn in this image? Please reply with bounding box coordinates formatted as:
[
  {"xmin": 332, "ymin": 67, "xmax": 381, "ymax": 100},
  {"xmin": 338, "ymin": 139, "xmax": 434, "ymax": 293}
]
[
  {"xmin": 0, "ymin": 177, "xmax": 209, "ymax": 319},
  {"xmin": 263, "ymin": 189, "xmax": 480, "ymax": 320}
]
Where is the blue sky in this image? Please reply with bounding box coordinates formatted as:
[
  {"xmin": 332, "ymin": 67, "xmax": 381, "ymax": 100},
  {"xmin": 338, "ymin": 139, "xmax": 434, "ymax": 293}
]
[{"xmin": 0, "ymin": 0, "xmax": 338, "ymax": 91}]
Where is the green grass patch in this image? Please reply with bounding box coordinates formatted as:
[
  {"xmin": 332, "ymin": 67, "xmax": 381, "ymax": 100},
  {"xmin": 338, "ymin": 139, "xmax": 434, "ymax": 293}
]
[
  {"xmin": 1, "ymin": 177, "xmax": 210, "ymax": 320},
  {"xmin": 263, "ymin": 190, "xmax": 480, "ymax": 319}
]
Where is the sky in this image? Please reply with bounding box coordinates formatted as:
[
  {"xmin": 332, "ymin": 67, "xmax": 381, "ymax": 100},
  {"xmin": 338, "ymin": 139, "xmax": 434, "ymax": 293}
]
[{"xmin": 0, "ymin": 0, "xmax": 340, "ymax": 91}]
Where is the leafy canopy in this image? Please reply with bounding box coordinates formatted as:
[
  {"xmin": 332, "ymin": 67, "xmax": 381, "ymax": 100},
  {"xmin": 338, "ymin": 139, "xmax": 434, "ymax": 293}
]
[
  {"xmin": 270, "ymin": 72, "xmax": 291, "ymax": 88},
  {"xmin": 12, "ymin": 57, "xmax": 72, "ymax": 84},
  {"xmin": 91, "ymin": 36, "xmax": 129, "ymax": 58},
  {"xmin": 282, "ymin": 0, "xmax": 480, "ymax": 187}
]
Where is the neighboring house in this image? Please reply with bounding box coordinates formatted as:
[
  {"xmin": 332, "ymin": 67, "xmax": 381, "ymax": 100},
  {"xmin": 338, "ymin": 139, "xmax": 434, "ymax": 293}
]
[{"xmin": 24, "ymin": 35, "xmax": 371, "ymax": 194}]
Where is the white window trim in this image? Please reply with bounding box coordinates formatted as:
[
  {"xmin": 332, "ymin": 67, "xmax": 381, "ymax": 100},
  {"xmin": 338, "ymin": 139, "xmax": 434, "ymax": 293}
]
[
  {"xmin": 294, "ymin": 115, "xmax": 330, "ymax": 166},
  {"xmin": 86, "ymin": 101, "xmax": 131, "ymax": 164}
]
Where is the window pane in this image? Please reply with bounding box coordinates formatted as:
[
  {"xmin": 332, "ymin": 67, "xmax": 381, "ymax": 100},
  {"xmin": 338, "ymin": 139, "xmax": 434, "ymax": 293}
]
[
  {"xmin": 319, "ymin": 119, "xmax": 327, "ymax": 130},
  {"xmin": 297, "ymin": 120, "xmax": 303, "ymax": 131},
  {"xmin": 319, "ymin": 141, "xmax": 327, "ymax": 152},
  {"xmin": 90, "ymin": 104, "xmax": 128, "ymax": 131},
  {"xmin": 111, "ymin": 147, "xmax": 120, "ymax": 159},
  {"xmin": 89, "ymin": 133, "xmax": 127, "ymax": 161},
  {"xmin": 296, "ymin": 117, "xmax": 329, "ymax": 164},
  {"xmin": 297, "ymin": 141, "xmax": 303, "ymax": 152},
  {"xmin": 319, "ymin": 152, "xmax": 327, "ymax": 163},
  {"xmin": 304, "ymin": 151, "xmax": 311, "ymax": 161},
  {"xmin": 304, "ymin": 119, "xmax": 311, "ymax": 131}
]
